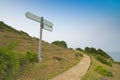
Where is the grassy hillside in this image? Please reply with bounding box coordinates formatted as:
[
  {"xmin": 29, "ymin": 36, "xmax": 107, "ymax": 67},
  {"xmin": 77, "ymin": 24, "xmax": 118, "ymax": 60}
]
[
  {"xmin": 81, "ymin": 47, "xmax": 120, "ymax": 80},
  {"xmin": 0, "ymin": 21, "xmax": 82, "ymax": 80}
]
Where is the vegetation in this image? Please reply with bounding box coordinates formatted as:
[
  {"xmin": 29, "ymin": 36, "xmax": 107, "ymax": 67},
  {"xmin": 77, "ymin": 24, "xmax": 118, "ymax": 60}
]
[
  {"xmin": 74, "ymin": 51, "xmax": 83, "ymax": 57},
  {"xmin": 0, "ymin": 21, "xmax": 82, "ymax": 80},
  {"xmin": 1, "ymin": 21, "xmax": 120, "ymax": 80},
  {"xmin": 85, "ymin": 47, "xmax": 113, "ymax": 66},
  {"xmin": 96, "ymin": 55, "xmax": 112, "ymax": 66},
  {"xmin": 81, "ymin": 47, "xmax": 120, "ymax": 80},
  {"xmin": 85, "ymin": 47, "xmax": 111, "ymax": 58},
  {"xmin": 26, "ymin": 51, "xmax": 38, "ymax": 63},
  {"xmin": 0, "ymin": 21, "xmax": 31, "ymax": 38},
  {"xmin": 97, "ymin": 49, "xmax": 112, "ymax": 59},
  {"xmin": 75, "ymin": 48, "xmax": 83, "ymax": 51},
  {"xmin": 0, "ymin": 21, "xmax": 17, "ymax": 32},
  {"xmin": 85, "ymin": 47, "xmax": 97, "ymax": 54},
  {"xmin": 115, "ymin": 61, "xmax": 120, "ymax": 65},
  {"xmin": 0, "ymin": 42, "xmax": 38, "ymax": 80},
  {"xmin": 0, "ymin": 46, "xmax": 19, "ymax": 80},
  {"xmin": 81, "ymin": 55, "xmax": 120, "ymax": 80},
  {"xmin": 51, "ymin": 41, "xmax": 68, "ymax": 48},
  {"xmin": 95, "ymin": 66, "xmax": 113, "ymax": 77}
]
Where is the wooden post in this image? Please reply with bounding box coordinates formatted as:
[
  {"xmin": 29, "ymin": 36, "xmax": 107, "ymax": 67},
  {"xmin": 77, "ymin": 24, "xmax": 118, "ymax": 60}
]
[{"xmin": 38, "ymin": 17, "xmax": 43, "ymax": 62}]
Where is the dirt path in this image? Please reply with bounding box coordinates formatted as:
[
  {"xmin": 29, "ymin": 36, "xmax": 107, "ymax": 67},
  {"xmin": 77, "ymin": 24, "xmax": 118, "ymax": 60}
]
[{"xmin": 49, "ymin": 54, "xmax": 90, "ymax": 80}]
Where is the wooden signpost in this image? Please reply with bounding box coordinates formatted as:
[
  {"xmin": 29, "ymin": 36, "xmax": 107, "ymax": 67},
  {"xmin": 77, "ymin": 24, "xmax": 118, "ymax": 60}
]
[{"xmin": 25, "ymin": 12, "xmax": 53, "ymax": 62}]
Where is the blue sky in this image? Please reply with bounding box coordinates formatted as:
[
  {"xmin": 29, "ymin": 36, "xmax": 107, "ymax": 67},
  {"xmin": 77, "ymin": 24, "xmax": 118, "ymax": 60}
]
[{"xmin": 0, "ymin": 0, "xmax": 120, "ymax": 52}]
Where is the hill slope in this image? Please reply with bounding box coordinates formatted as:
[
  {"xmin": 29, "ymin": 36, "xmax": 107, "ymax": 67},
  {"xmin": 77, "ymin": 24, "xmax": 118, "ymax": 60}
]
[
  {"xmin": 0, "ymin": 21, "xmax": 82, "ymax": 80},
  {"xmin": 81, "ymin": 48, "xmax": 120, "ymax": 80}
]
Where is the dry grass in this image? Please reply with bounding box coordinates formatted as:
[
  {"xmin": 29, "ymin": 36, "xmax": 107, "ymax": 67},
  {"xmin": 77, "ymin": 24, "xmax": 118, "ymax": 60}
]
[
  {"xmin": 0, "ymin": 26, "xmax": 82, "ymax": 80},
  {"xmin": 81, "ymin": 55, "xmax": 120, "ymax": 80}
]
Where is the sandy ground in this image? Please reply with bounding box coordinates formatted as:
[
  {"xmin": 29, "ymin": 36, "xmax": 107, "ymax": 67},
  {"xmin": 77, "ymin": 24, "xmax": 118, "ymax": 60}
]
[{"xmin": 50, "ymin": 54, "xmax": 90, "ymax": 80}]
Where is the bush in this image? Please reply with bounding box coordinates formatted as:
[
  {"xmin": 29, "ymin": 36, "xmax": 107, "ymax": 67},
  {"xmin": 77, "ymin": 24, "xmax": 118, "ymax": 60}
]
[
  {"xmin": 52, "ymin": 41, "xmax": 68, "ymax": 48},
  {"xmin": 17, "ymin": 53, "xmax": 27, "ymax": 65},
  {"xmin": 0, "ymin": 42, "xmax": 38, "ymax": 79},
  {"xmin": 75, "ymin": 48, "xmax": 82, "ymax": 51},
  {"xmin": 95, "ymin": 66, "xmax": 113, "ymax": 77},
  {"xmin": 96, "ymin": 55, "xmax": 112, "ymax": 66},
  {"xmin": 26, "ymin": 51, "xmax": 38, "ymax": 63},
  {"xmin": 85, "ymin": 47, "xmax": 97, "ymax": 54},
  {"xmin": 85, "ymin": 47, "xmax": 89, "ymax": 52},
  {"xmin": 74, "ymin": 52, "xmax": 83, "ymax": 57},
  {"xmin": 0, "ymin": 21, "xmax": 18, "ymax": 32},
  {"xmin": 115, "ymin": 61, "xmax": 120, "ymax": 65},
  {"xmin": 97, "ymin": 49, "xmax": 112, "ymax": 60},
  {"xmin": 95, "ymin": 66, "xmax": 108, "ymax": 76},
  {"xmin": 0, "ymin": 47, "xmax": 19, "ymax": 80},
  {"xmin": 85, "ymin": 47, "xmax": 113, "ymax": 60}
]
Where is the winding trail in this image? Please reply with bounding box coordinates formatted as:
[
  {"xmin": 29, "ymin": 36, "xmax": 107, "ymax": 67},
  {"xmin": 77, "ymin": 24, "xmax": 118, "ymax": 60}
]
[{"xmin": 50, "ymin": 54, "xmax": 90, "ymax": 80}]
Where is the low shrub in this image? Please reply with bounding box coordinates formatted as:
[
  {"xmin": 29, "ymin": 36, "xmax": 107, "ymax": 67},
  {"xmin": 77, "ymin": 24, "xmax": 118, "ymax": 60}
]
[
  {"xmin": 97, "ymin": 49, "xmax": 112, "ymax": 59},
  {"xmin": 17, "ymin": 53, "xmax": 27, "ymax": 65},
  {"xmin": 95, "ymin": 66, "xmax": 108, "ymax": 76},
  {"xmin": 115, "ymin": 61, "xmax": 120, "ymax": 65},
  {"xmin": 75, "ymin": 48, "xmax": 83, "ymax": 51},
  {"xmin": 107, "ymin": 71, "xmax": 113, "ymax": 77},
  {"xmin": 51, "ymin": 41, "xmax": 68, "ymax": 48},
  {"xmin": 84, "ymin": 47, "xmax": 113, "ymax": 61},
  {"xmin": 96, "ymin": 55, "xmax": 112, "ymax": 66},
  {"xmin": 26, "ymin": 51, "xmax": 38, "ymax": 63},
  {"xmin": 95, "ymin": 66, "xmax": 113, "ymax": 77},
  {"xmin": 0, "ymin": 47, "xmax": 19, "ymax": 80},
  {"xmin": 0, "ymin": 42, "xmax": 38, "ymax": 79},
  {"xmin": 74, "ymin": 52, "xmax": 83, "ymax": 57}
]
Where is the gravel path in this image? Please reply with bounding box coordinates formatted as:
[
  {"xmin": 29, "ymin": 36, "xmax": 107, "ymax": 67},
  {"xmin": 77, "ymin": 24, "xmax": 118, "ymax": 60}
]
[{"xmin": 50, "ymin": 54, "xmax": 90, "ymax": 80}]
